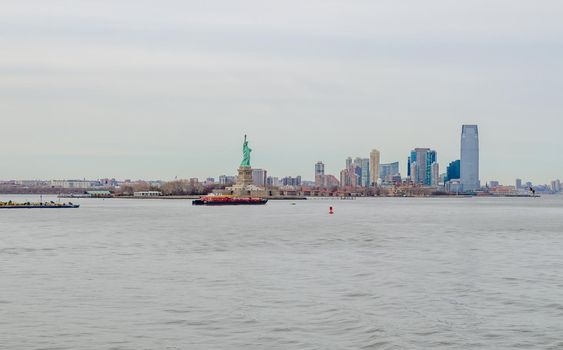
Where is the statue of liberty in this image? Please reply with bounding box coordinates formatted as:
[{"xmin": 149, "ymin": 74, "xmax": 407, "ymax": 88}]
[{"xmin": 241, "ymin": 134, "xmax": 252, "ymax": 167}]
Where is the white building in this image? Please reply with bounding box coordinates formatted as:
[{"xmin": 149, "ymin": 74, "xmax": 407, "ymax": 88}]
[
  {"xmin": 133, "ymin": 191, "xmax": 162, "ymax": 197},
  {"xmin": 50, "ymin": 180, "xmax": 93, "ymax": 189}
]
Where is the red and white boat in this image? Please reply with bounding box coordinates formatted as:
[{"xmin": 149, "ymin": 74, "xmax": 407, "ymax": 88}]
[{"xmin": 192, "ymin": 195, "xmax": 268, "ymax": 206}]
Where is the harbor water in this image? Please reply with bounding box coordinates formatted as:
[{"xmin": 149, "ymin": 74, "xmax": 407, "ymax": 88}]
[{"xmin": 1, "ymin": 195, "xmax": 563, "ymax": 349}]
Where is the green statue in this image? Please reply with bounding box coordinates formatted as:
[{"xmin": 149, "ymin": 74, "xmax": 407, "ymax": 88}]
[{"xmin": 241, "ymin": 134, "xmax": 252, "ymax": 167}]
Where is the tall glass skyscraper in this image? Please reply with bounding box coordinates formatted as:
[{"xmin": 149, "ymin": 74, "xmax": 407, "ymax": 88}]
[
  {"xmin": 408, "ymin": 148, "xmax": 437, "ymax": 185},
  {"xmin": 460, "ymin": 125, "xmax": 480, "ymax": 191},
  {"xmin": 360, "ymin": 158, "xmax": 370, "ymax": 187}
]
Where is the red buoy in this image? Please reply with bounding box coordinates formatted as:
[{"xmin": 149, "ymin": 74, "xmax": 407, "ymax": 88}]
[{"xmin": 329, "ymin": 206, "xmax": 334, "ymax": 214}]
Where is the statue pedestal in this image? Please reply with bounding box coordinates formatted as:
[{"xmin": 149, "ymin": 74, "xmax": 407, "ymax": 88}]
[
  {"xmin": 221, "ymin": 166, "xmax": 268, "ymax": 197},
  {"xmin": 236, "ymin": 166, "xmax": 253, "ymax": 187},
  {"xmin": 225, "ymin": 167, "xmax": 254, "ymax": 193}
]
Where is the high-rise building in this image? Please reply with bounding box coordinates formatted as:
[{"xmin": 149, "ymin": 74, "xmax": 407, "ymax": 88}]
[
  {"xmin": 515, "ymin": 178, "xmax": 522, "ymax": 189},
  {"xmin": 251, "ymin": 169, "xmax": 267, "ymax": 186},
  {"xmin": 446, "ymin": 160, "xmax": 461, "ymax": 181},
  {"xmin": 340, "ymin": 167, "xmax": 359, "ymax": 187},
  {"xmin": 460, "ymin": 125, "xmax": 480, "ymax": 191},
  {"xmin": 379, "ymin": 162, "xmax": 400, "ymax": 183},
  {"xmin": 340, "ymin": 169, "xmax": 351, "ymax": 187},
  {"xmin": 369, "ymin": 149, "xmax": 380, "ymax": 186},
  {"xmin": 408, "ymin": 148, "xmax": 436, "ymax": 185},
  {"xmin": 315, "ymin": 161, "xmax": 325, "ymax": 177},
  {"xmin": 353, "ymin": 158, "xmax": 369, "ymax": 187},
  {"xmin": 551, "ymin": 179, "xmax": 561, "ymax": 193},
  {"xmin": 315, "ymin": 161, "xmax": 325, "ymax": 187},
  {"xmin": 346, "ymin": 157, "xmax": 353, "ymax": 169},
  {"xmin": 426, "ymin": 150, "xmax": 437, "ymax": 186},
  {"xmin": 431, "ymin": 162, "xmax": 440, "ymax": 186}
]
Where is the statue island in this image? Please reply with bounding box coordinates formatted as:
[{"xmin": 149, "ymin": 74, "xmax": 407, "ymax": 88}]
[{"xmin": 221, "ymin": 135, "xmax": 272, "ymax": 197}]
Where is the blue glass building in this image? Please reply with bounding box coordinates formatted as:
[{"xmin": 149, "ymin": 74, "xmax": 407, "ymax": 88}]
[{"xmin": 446, "ymin": 160, "xmax": 461, "ymax": 181}]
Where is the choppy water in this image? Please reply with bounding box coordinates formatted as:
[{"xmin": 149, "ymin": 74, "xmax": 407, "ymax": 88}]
[{"xmin": 1, "ymin": 195, "xmax": 563, "ymax": 349}]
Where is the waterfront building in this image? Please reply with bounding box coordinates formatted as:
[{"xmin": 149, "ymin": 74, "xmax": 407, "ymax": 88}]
[
  {"xmin": 133, "ymin": 191, "xmax": 162, "ymax": 197},
  {"xmin": 315, "ymin": 161, "xmax": 325, "ymax": 177},
  {"xmin": 409, "ymin": 160, "xmax": 417, "ymax": 182},
  {"xmin": 488, "ymin": 181, "xmax": 500, "ymax": 188},
  {"xmin": 446, "ymin": 160, "xmax": 461, "ymax": 182},
  {"xmin": 340, "ymin": 169, "xmax": 350, "ymax": 187},
  {"xmin": 281, "ymin": 176, "xmax": 302, "ymax": 187},
  {"xmin": 354, "ymin": 164, "xmax": 362, "ymax": 186},
  {"xmin": 515, "ymin": 178, "xmax": 522, "ymax": 189},
  {"xmin": 99, "ymin": 178, "xmax": 118, "ymax": 187},
  {"xmin": 408, "ymin": 148, "xmax": 437, "ymax": 185},
  {"xmin": 252, "ymin": 169, "xmax": 267, "ymax": 186},
  {"xmin": 551, "ymin": 180, "xmax": 561, "ymax": 193},
  {"xmin": 204, "ymin": 178, "xmax": 215, "ymax": 185},
  {"xmin": 266, "ymin": 176, "xmax": 280, "ymax": 187},
  {"xmin": 351, "ymin": 157, "xmax": 369, "ymax": 187},
  {"xmin": 50, "ymin": 180, "xmax": 93, "ymax": 189},
  {"xmin": 315, "ymin": 161, "xmax": 325, "ymax": 187},
  {"xmin": 460, "ymin": 125, "xmax": 480, "ymax": 191},
  {"xmin": 379, "ymin": 162, "xmax": 400, "ymax": 183},
  {"xmin": 87, "ymin": 190, "xmax": 113, "ymax": 198},
  {"xmin": 431, "ymin": 162, "xmax": 440, "ymax": 186},
  {"xmin": 340, "ymin": 167, "xmax": 359, "ymax": 187},
  {"xmin": 218, "ymin": 175, "xmax": 236, "ymax": 185},
  {"xmin": 15, "ymin": 180, "xmax": 48, "ymax": 186},
  {"xmin": 445, "ymin": 180, "xmax": 463, "ymax": 193},
  {"xmin": 426, "ymin": 151, "xmax": 437, "ymax": 186},
  {"xmin": 369, "ymin": 149, "xmax": 380, "ymax": 186}
]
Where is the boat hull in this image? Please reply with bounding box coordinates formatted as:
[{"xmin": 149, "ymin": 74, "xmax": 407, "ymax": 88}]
[
  {"xmin": 192, "ymin": 197, "xmax": 267, "ymax": 206},
  {"xmin": 0, "ymin": 205, "xmax": 80, "ymax": 209}
]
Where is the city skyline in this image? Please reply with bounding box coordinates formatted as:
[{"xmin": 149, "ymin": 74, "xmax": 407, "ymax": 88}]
[
  {"xmin": 0, "ymin": 124, "xmax": 561, "ymax": 186},
  {"xmin": 2, "ymin": 1, "xmax": 563, "ymax": 184}
]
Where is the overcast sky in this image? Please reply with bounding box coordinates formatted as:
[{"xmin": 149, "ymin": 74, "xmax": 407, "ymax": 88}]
[{"xmin": 1, "ymin": 0, "xmax": 562, "ymax": 184}]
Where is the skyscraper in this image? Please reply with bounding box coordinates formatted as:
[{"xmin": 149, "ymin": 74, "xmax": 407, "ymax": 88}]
[
  {"xmin": 315, "ymin": 161, "xmax": 325, "ymax": 177},
  {"xmin": 446, "ymin": 160, "xmax": 461, "ymax": 182},
  {"xmin": 426, "ymin": 150, "xmax": 437, "ymax": 186},
  {"xmin": 460, "ymin": 125, "xmax": 480, "ymax": 191},
  {"xmin": 314, "ymin": 161, "xmax": 325, "ymax": 187},
  {"xmin": 362, "ymin": 158, "xmax": 370, "ymax": 187},
  {"xmin": 431, "ymin": 162, "xmax": 440, "ymax": 186},
  {"xmin": 408, "ymin": 148, "xmax": 437, "ymax": 185},
  {"xmin": 353, "ymin": 158, "xmax": 370, "ymax": 187},
  {"xmin": 369, "ymin": 149, "xmax": 380, "ymax": 186}
]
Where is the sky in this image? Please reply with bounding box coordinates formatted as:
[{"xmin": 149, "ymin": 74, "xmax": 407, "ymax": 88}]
[{"xmin": 1, "ymin": 0, "xmax": 562, "ymax": 184}]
